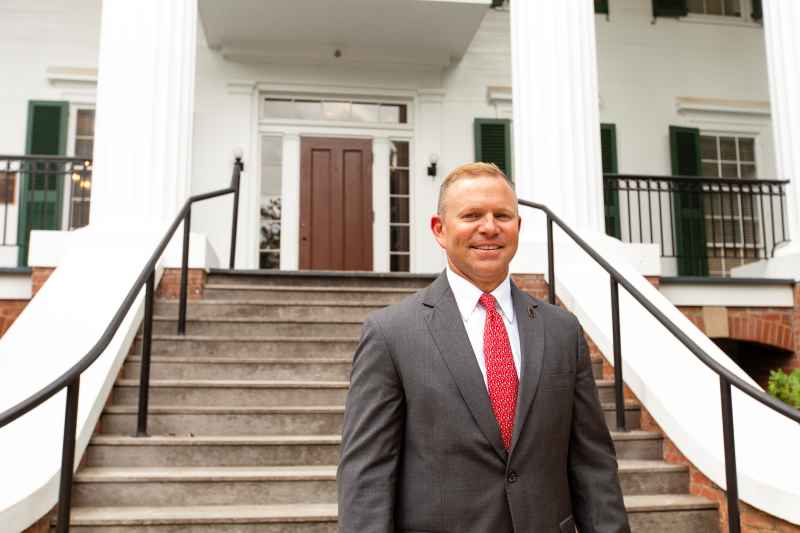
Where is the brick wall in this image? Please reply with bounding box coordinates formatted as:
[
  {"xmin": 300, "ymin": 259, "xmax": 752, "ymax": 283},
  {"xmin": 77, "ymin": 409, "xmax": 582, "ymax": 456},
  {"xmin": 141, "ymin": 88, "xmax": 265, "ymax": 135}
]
[
  {"xmin": 156, "ymin": 268, "xmax": 207, "ymax": 300},
  {"xmin": 0, "ymin": 267, "xmax": 55, "ymax": 338},
  {"xmin": 32, "ymin": 267, "xmax": 55, "ymax": 296}
]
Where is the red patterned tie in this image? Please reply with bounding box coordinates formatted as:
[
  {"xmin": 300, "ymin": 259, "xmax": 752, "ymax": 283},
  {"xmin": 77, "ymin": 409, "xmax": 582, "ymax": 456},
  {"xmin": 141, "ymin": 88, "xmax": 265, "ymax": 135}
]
[{"xmin": 479, "ymin": 293, "xmax": 518, "ymax": 450}]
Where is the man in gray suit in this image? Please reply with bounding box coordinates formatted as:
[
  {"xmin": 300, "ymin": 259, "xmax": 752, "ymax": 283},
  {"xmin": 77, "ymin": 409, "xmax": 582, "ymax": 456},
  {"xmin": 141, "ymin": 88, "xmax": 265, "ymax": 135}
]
[{"xmin": 338, "ymin": 162, "xmax": 630, "ymax": 532}]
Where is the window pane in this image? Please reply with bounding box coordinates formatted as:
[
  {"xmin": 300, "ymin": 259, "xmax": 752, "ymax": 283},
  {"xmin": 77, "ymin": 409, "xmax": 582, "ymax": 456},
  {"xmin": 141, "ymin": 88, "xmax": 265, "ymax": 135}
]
[
  {"xmin": 76, "ymin": 110, "xmax": 95, "ymax": 136},
  {"xmin": 296, "ymin": 100, "xmax": 322, "ymax": 120},
  {"xmin": 380, "ymin": 105, "xmax": 401, "ymax": 124},
  {"xmin": 390, "ymin": 169, "xmax": 409, "ymax": 195},
  {"xmin": 323, "ymin": 101, "xmax": 351, "ymax": 121},
  {"xmin": 391, "ymin": 141, "xmax": 409, "ymax": 168},
  {"xmin": 75, "ymin": 139, "xmax": 94, "ymax": 158},
  {"xmin": 390, "ymin": 254, "xmax": 409, "ymax": 272},
  {"xmin": 687, "ymin": 0, "xmax": 704, "ymax": 13},
  {"xmin": 263, "ymin": 99, "xmax": 295, "ymax": 119},
  {"xmin": 719, "ymin": 137, "xmax": 736, "ymax": 160},
  {"xmin": 390, "ymin": 225, "xmax": 409, "ymax": 252},
  {"xmin": 352, "ymin": 103, "xmax": 379, "ymax": 122},
  {"xmin": 724, "ymin": 0, "xmax": 740, "ymax": 16},
  {"xmin": 391, "ymin": 197, "xmax": 409, "ymax": 223},
  {"xmin": 706, "ymin": 0, "xmax": 723, "ymax": 14},
  {"xmin": 702, "ymin": 162, "xmax": 719, "ymax": 177},
  {"xmin": 260, "ymin": 251, "xmax": 280, "ymax": 269},
  {"xmin": 739, "ymin": 138, "xmax": 755, "ymax": 162},
  {"xmin": 740, "ymin": 163, "xmax": 756, "ymax": 179},
  {"xmin": 700, "ymin": 136, "xmax": 717, "ymax": 159},
  {"xmin": 261, "ymin": 136, "xmax": 283, "ymax": 196},
  {"xmin": 721, "ymin": 163, "xmax": 738, "ymax": 177}
]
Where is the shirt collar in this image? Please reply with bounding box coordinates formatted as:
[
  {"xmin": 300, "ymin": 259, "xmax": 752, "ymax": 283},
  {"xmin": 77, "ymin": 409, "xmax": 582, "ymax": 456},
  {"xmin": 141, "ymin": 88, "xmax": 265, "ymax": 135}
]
[{"xmin": 446, "ymin": 267, "xmax": 515, "ymax": 324}]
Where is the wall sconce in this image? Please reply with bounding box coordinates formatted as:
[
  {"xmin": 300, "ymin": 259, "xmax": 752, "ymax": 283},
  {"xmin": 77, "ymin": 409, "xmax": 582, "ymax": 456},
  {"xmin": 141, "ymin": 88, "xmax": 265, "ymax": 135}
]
[
  {"xmin": 427, "ymin": 153, "xmax": 438, "ymax": 178},
  {"xmin": 233, "ymin": 147, "xmax": 245, "ymax": 171}
]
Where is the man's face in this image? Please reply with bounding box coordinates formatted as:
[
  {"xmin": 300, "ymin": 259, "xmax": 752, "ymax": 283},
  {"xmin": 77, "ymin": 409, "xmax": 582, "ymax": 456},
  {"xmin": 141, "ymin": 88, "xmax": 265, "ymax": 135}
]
[{"xmin": 431, "ymin": 175, "xmax": 521, "ymax": 292}]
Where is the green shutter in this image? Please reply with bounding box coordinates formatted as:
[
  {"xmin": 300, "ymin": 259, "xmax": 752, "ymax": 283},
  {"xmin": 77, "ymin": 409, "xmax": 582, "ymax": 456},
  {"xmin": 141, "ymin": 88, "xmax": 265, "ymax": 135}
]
[
  {"xmin": 751, "ymin": 0, "xmax": 762, "ymax": 21},
  {"xmin": 595, "ymin": 0, "xmax": 609, "ymax": 15},
  {"xmin": 653, "ymin": 0, "xmax": 687, "ymax": 17},
  {"xmin": 601, "ymin": 124, "xmax": 621, "ymax": 239},
  {"xmin": 19, "ymin": 101, "xmax": 68, "ymax": 266},
  {"xmin": 669, "ymin": 125, "xmax": 708, "ymax": 276},
  {"xmin": 474, "ymin": 119, "xmax": 512, "ymax": 180}
]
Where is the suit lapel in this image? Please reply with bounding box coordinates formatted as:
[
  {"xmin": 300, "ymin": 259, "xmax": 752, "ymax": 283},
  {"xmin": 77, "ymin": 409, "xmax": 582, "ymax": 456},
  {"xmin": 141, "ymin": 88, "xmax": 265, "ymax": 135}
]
[
  {"xmin": 509, "ymin": 282, "xmax": 545, "ymax": 454},
  {"xmin": 422, "ymin": 273, "xmax": 507, "ymax": 462}
]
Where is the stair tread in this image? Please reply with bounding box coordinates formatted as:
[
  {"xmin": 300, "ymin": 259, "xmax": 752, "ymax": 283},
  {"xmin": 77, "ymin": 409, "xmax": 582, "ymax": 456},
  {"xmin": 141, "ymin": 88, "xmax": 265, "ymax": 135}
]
[
  {"xmin": 624, "ymin": 493, "xmax": 719, "ymax": 512},
  {"xmin": 67, "ymin": 503, "xmax": 337, "ymax": 525},
  {"xmin": 115, "ymin": 379, "xmax": 350, "ymax": 388},
  {"xmin": 156, "ymin": 299, "xmax": 385, "ymax": 307},
  {"xmin": 91, "ymin": 435, "xmax": 342, "ymax": 446},
  {"xmin": 105, "ymin": 404, "xmax": 345, "ymax": 414},
  {"xmin": 125, "ymin": 356, "xmax": 353, "ymax": 363},
  {"xmin": 152, "ymin": 316, "xmax": 364, "ymax": 324},
  {"xmin": 145, "ymin": 334, "xmax": 359, "ymax": 341},
  {"xmin": 206, "ymin": 284, "xmax": 416, "ymax": 293},
  {"xmin": 76, "ymin": 465, "xmax": 338, "ymax": 482}
]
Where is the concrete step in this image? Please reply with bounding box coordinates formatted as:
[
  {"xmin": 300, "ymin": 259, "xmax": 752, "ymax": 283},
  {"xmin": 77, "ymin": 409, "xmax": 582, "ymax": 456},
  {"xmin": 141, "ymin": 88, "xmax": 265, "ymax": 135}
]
[
  {"xmin": 88, "ymin": 431, "xmax": 661, "ymax": 468},
  {"xmin": 72, "ymin": 466, "xmax": 337, "ymax": 507},
  {"xmin": 151, "ymin": 317, "xmax": 363, "ymax": 337},
  {"xmin": 87, "ymin": 435, "xmax": 342, "ymax": 467},
  {"xmin": 102, "ymin": 402, "xmax": 637, "ymax": 437},
  {"xmin": 131, "ymin": 335, "xmax": 358, "ymax": 358},
  {"xmin": 203, "ymin": 285, "xmax": 415, "ymax": 304},
  {"xmin": 123, "ymin": 357, "xmax": 352, "ymax": 381},
  {"xmin": 60, "ymin": 503, "xmax": 338, "ymax": 532},
  {"xmin": 153, "ymin": 300, "xmax": 383, "ymax": 321},
  {"xmin": 626, "ymin": 494, "xmax": 720, "ymax": 532},
  {"xmin": 112, "ymin": 380, "xmax": 349, "ymax": 407},
  {"xmin": 208, "ymin": 269, "xmax": 435, "ymax": 288},
  {"xmin": 603, "ymin": 400, "xmax": 641, "ymax": 430},
  {"xmin": 62, "ymin": 496, "xmax": 717, "ymax": 533},
  {"xmin": 617, "ymin": 460, "xmax": 688, "ymax": 495},
  {"xmin": 101, "ymin": 405, "xmax": 345, "ymax": 436}
]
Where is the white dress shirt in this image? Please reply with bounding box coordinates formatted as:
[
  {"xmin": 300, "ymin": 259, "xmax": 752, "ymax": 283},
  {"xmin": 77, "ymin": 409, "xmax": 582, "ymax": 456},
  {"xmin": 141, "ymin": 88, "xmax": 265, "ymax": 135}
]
[{"xmin": 446, "ymin": 267, "xmax": 522, "ymax": 389}]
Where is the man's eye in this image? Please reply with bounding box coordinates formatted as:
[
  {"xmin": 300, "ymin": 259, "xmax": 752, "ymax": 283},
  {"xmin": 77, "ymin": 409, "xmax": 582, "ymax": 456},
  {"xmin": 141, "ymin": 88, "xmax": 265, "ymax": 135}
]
[{"xmin": 462, "ymin": 213, "xmax": 479, "ymax": 220}]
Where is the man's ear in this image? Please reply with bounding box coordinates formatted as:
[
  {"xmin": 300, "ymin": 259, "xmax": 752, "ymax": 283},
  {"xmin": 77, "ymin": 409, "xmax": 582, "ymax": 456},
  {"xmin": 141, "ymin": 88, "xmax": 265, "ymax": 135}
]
[{"xmin": 430, "ymin": 214, "xmax": 447, "ymax": 249}]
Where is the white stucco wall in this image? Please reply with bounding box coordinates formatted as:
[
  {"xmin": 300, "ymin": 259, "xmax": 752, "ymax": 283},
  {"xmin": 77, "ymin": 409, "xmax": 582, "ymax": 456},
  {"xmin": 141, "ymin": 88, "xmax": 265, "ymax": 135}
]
[{"xmin": 0, "ymin": 0, "xmax": 777, "ymax": 273}]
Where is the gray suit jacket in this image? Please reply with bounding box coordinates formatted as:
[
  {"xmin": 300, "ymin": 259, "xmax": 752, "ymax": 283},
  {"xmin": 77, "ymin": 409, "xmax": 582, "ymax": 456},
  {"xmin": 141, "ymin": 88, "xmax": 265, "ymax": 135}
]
[{"xmin": 337, "ymin": 273, "xmax": 630, "ymax": 533}]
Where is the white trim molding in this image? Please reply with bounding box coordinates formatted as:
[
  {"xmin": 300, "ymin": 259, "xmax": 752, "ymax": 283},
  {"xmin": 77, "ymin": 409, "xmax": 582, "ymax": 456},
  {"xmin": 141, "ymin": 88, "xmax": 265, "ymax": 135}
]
[{"xmin": 676, "ymin": 96, "xmax": 770, "ymax": 117}]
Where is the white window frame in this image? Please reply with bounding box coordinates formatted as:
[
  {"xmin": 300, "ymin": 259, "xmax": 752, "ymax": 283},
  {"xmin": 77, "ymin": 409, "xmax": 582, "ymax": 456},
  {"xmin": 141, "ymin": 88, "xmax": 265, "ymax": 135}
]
[
  {"xmin": 388, "ymin": 139, "xmax": 412, "ymax": 272},
  {"xmin": 680, "ymin": 0, "xmax": 760, "ymax": 27},
  {"xmin": 64, "ymin": 102, "xmax": 95, "ymax": 231}
]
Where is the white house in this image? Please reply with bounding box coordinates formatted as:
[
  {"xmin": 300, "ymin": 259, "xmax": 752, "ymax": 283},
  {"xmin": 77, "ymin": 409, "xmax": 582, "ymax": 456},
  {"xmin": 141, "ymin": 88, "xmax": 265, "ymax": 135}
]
[{"xmin": 1, "ymin": 0, "xmax": 800, "ymax": 531}]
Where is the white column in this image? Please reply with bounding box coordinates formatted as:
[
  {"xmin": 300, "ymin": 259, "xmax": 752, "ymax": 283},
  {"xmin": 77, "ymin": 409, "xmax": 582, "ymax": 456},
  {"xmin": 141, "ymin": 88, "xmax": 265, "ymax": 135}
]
[
  {"xmin": 373, "ymin": 137, "xmax": 391, "ymax": 272},
  {"xmin": 279, "ymin": 134, "xmax": 301, "ymax": 271},
  {"xmin": 510, "ymin": 1, "xmax": 604, "ymax": 235},
  {"xmin": 415, "ymin": 89, "xmax": 446, "ymax": 273},
  {"xmin": 763, "ymin": 1, "xmax": 800, "ymax": 249},
  {"xmin": 225, "ymin": 81, "xmax": 258, "ymax": 268},
  {"xmin": 90, "ymin": 0, "xmax": 197, "ymax": 229}
]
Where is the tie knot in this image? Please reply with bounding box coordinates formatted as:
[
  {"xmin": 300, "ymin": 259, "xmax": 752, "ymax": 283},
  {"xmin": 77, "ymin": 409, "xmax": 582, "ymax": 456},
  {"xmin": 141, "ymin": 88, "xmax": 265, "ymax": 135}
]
[{"xmin": 479, "ymin": 293, "xmax": 497, "ymax": 312}]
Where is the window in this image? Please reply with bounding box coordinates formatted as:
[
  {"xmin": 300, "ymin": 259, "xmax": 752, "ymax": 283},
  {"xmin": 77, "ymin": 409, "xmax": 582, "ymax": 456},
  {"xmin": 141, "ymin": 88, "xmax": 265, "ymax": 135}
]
[
  {"xmin": 69, "ymin": 109, "xmax": 94, "ymax": 228},
  {"xmin": 474, "ymin": 119, "xmax": 512, "ymax": 180},
  {"xmin": 260, "ymin": 136, "xmax": 283, "ymax": 269},
  {"xmin": 262, "ymin": 97, "xmax": 408, "ymax": 125},
  {"xmin": 687, "ymin": 0, "xmax": 741, "ymax": 16},
  {"xmin": 699, "ymin": 133, "xmax": 759, "ymax": 276},
  {"xmin": 389, "ymin": 140, "xmax": 410, "ymax": 272}
]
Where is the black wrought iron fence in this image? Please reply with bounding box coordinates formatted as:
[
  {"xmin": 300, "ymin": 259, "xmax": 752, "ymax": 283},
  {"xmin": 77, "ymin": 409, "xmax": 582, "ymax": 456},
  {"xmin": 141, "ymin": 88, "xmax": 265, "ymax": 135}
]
[
  {"xmin": 0, "ymin": 155, "xmax": 92, "ymax": 263},
  {"xmin": 603, "ymin": 174, "xmax": 790, "ymax": 276}
]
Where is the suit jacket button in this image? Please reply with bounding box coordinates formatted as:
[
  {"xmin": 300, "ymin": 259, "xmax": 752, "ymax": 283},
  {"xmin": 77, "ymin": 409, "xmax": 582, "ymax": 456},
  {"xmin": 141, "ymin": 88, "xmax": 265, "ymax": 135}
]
[{"xmin": 507, "ymin": 471, "xmax": 519, "ymax": 484}]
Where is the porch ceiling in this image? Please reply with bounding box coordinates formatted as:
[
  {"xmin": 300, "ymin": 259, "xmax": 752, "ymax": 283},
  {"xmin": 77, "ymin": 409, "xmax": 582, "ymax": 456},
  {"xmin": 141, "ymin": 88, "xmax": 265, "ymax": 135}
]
[{"xmin": 199, "ymin": 0, "xmax": 491, "ymax": 67}]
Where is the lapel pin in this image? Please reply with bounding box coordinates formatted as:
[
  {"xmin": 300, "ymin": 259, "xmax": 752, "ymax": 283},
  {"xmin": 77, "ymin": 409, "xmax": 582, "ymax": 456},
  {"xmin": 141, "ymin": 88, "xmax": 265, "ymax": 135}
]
[{"xmin": 527, "ymin": 306, "xmax": 535, "ymax": 319}]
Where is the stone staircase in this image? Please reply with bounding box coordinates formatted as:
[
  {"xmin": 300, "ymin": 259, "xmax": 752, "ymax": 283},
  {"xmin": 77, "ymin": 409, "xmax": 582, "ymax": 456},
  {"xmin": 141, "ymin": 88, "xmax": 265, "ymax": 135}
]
[{"xmin": 62, "ymin": 271, "xmax": 720, "ymax": 532}]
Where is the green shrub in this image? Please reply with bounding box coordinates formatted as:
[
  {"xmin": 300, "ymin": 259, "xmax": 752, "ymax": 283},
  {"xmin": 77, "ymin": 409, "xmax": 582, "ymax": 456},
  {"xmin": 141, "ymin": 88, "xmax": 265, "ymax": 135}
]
[{"xmin": 767, "ymin": 369, "xmax": 800, "ymax": 409}]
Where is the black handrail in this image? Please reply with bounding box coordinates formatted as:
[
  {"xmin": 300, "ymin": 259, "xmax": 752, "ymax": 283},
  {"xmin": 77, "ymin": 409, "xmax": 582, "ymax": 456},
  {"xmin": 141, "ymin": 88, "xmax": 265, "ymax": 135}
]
[
  {"xmin": 0, "ymin": 157, "xmax": 243, "ymax": 532},
  {"xmin": 521, "ymin": 198, "xmax": 800, "ymax": 533}
]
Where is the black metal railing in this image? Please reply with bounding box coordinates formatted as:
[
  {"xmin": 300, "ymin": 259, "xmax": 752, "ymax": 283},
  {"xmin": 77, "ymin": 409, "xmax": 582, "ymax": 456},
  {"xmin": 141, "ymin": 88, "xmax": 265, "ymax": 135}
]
[
  {"xmin": 0, "ymin": 157, "xmax": 242, "ymax": 532},
  {"xmin": 0, "ymin": 155, "xmax": 93, "ymax": 242},
  {"xmin": 603, "ymin": 174, "xmax": 790, "ymax": 276},
  {"xmin": 522, "ymin": 198, "xmax": 800, "ymax": 533}
]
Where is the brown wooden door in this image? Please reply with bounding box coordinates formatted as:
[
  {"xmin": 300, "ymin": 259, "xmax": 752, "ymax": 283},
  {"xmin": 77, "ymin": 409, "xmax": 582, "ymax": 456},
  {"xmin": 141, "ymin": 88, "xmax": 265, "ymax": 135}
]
[{"xmin": 299, "ymin": 137, "xmax": 373, "ymax": 270}]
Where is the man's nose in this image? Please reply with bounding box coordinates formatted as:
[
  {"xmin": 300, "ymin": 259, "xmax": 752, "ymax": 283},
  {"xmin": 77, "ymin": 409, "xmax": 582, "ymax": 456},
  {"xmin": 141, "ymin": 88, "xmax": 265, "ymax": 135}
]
[{"xmin": 478, "ymin": 214, "xmax": 499, "ymax": 234}]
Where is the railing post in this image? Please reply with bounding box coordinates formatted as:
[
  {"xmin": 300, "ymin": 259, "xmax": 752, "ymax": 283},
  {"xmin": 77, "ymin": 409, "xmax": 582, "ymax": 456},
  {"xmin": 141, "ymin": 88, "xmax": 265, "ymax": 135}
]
[
  {"xmin": 229, "ymin": 157, "xmax": 242, "ymax": 270},
  {"xmin": 720, "ymin": 375, "xmax": 742, "ymax": 533},
  {"xmin": 178, "ymin": 207, "xmax": 191, "ymax": 335},
  {"xmin": 55, "ymin": 377, "xmax": 80, "ymax": 533},
  {"xmin": 610, "ymin": 278, "xmax": 626, "ymax": 431},
  {"xmin": 137, "ymin": 270, "xmax": 155, "ymax": 437},
  {"xmin": 546, "ymin": 214, "xmax": 555, "ymax": 305}
]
